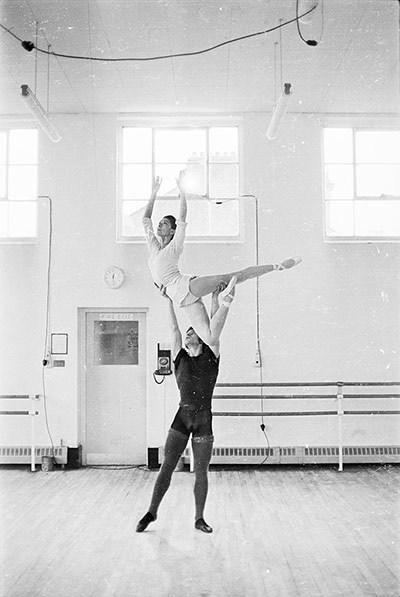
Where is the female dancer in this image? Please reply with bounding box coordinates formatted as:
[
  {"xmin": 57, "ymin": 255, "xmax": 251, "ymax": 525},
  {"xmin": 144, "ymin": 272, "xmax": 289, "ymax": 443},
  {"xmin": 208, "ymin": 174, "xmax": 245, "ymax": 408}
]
[{"xmin": 140, "ymin": 171, "xmax": 301, "ymax": 346}]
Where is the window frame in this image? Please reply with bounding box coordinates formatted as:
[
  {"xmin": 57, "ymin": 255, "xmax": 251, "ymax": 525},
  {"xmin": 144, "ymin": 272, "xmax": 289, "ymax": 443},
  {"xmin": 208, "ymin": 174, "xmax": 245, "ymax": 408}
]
[
  {"xmin": 321, "ymin": 117, "xmax": 400, "ymax": 244},
  {"xmin": 116, "ymin": 116, "xmax": 244, "ymax": 243},
  {"xmin": 0, "ymin": 122, "xmax": 39, "ymax": 244}
]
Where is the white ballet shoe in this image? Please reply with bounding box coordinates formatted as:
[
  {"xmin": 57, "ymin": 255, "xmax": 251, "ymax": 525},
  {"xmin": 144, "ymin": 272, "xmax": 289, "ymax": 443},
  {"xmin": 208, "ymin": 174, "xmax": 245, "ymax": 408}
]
[{"xmin": 275, "ymin": 256, "xmax": 302, "ymax": 271}]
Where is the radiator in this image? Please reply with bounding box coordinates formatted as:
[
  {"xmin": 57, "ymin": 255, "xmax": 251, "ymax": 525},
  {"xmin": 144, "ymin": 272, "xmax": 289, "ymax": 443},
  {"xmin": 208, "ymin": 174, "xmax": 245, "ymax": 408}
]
[
  {"xmin": 177, "ymin": 445, "xmax": 400, "ymax": 465},
  {"xmin": 0, "ymin": 445, "xmax": 68, "ymax": 466}
]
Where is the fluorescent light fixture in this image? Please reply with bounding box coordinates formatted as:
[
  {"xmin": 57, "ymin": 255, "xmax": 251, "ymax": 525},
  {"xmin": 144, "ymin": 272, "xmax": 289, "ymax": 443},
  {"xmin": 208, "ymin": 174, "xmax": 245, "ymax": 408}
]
[
  {"xmin": 266, "ymin": 83, "xmax": 292, "ymax": 140},
  {"xmin": 21, "ymin": 84, "xmax": 61, "ymax": 143}
]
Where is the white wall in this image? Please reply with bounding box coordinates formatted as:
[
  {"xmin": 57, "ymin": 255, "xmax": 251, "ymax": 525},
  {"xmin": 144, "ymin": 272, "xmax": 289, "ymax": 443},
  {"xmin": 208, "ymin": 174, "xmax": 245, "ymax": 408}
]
[{"xmin": 1, "ymin": 112, "xmax": 399, "ymax": 451}]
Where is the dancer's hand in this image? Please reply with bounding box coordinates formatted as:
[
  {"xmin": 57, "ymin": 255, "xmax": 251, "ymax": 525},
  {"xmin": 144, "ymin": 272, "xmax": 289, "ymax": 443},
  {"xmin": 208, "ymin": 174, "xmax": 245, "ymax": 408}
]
[
  {"xmin": 151, "ymin": 176, "xmax": 162, "ymax": 197},
  {"xmin": 176, "ymin": 170, "xmax": 187, "ymax": 195},
  {"xmin": 212, "ymin": 282, "xmax": 227, "ymax": 298}
]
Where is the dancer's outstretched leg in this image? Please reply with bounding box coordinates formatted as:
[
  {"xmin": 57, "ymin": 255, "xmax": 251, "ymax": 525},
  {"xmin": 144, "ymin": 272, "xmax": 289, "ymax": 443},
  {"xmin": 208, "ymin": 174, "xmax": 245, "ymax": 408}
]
[
  {"xmin": 189, "ymin": 256, "xmax": 302, "ymax": 300},
  {"xmin": 183, "ymin": 276, "xmax": 236, "ymax": 346},
  {"xmin": 136, "ymin": 428, "xmax": 188, "ymax": 532},
  {"xmin": 192, "ymin": 435, "xmax": 214, "ymax": 533}
]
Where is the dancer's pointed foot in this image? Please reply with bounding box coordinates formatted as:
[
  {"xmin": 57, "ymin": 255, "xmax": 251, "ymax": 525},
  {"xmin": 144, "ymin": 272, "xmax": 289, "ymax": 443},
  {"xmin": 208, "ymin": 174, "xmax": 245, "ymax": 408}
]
[
  {"xmin": 195, "ymin": 517, "xmax": 213, "ymax": 533},
  {"xmin": 136, "ymin": 512, "xmax": 156, "ymax": 532},
  {"xmin": 276, "ymin": 256, "xmax": 302, "ymax": 270},
  {"xmin": 221, "ymin": 275, "xmax": 237, "ymax": 307}
]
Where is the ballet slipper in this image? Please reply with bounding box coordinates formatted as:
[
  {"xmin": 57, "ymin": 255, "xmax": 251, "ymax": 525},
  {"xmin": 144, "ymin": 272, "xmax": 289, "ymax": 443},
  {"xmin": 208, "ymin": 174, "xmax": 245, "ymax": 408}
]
[
  {"xmin": 136, "ymin": 512, "xmax": 156, "ymax": 532},
  {"xmin": 275, "ymin": 256, "xmax": 302, "ymax": 271},
  {"xmin": 195, "ymin": 517, "xmax": 213, "ymax": 533},
  {"xmin": 221, "ymin": 275, "xmax": 237, "ymax": 306}
]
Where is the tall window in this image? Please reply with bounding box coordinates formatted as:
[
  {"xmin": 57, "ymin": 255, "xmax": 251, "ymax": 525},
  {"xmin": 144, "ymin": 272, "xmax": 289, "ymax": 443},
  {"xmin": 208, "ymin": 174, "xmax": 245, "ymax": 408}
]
[
  {"xmin": 118, "ymin": 123, "xmax": 241, "ymax": 241},
  {"xmin": 0, "ymin": 128, "xmax": 38, "ymax": 241},
  {"xmin": 323, "ymin": 127, "xmax": 400, "ymax": 241}
]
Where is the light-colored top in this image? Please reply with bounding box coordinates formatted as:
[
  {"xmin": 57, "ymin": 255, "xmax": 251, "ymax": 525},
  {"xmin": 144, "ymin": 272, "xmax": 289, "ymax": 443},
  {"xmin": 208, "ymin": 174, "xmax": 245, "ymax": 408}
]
[{"xmin": 142, "ymin": 216, "xmax": 187, "ymax": 287}]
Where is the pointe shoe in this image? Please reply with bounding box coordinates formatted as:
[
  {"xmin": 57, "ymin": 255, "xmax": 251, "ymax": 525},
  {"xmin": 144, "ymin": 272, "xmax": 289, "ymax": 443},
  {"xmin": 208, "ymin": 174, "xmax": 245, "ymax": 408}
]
[{"xmin": 276, "ymin": 256, "xmax": 302, "ymax": 270}]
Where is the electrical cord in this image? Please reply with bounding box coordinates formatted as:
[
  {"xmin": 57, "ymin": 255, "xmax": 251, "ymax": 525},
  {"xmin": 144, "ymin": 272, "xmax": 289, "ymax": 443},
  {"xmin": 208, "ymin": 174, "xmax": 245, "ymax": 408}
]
[
  {"xmin": 295, "ymin": 0, "xmax": 319, "ymax": 46},
  {"xmin": 38, "ymin": 195, "xmax": 56, "ymax": 460},
  {"xmin": 242, "ymin": 194, "xmax": 272, "ymax": 466},
  {"xmin": 153, "ymin": 371, "xmax": 166, "ymax": 384},
  {"xmin": 0, "ymin": 5, "xmax": 317, "ymax": 63}
]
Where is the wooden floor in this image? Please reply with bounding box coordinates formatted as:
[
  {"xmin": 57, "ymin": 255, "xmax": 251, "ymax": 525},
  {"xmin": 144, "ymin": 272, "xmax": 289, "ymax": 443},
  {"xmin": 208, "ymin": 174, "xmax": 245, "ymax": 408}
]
[{"xmin": 1, "ymin": 464, "xmax": 399, "ymax": 597}]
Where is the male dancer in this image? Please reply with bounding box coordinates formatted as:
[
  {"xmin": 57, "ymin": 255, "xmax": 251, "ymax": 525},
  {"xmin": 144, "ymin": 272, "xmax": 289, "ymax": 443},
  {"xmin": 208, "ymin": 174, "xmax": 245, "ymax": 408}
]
[{"xmin": 136, "ymin": 279, "xmax": 236, "ymax": 534}]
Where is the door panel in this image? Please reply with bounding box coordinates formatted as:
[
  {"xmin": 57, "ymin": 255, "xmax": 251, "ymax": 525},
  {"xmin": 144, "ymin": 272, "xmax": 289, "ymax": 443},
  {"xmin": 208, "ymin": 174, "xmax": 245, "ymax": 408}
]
[{"xmin": 84, "ymin": 311, "xmax": 146, "ymax": 465}]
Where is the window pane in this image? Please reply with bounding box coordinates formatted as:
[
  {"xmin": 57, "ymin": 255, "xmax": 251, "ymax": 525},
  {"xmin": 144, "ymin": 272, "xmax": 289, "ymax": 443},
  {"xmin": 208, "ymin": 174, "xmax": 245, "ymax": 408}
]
[
  {"xmin": 209, "ymin": 164, "xmax": 239, "ymax": 198},
  {"xmin": 323, "ymin": 128, "xmax": 353, "ymax": 163},
  {"xmin": 156, "ymin": 164, "xmax": 187, "ymax": 195},
  {"xmin": 209, "ymin": 200, "xmax": 239, "ymax": 236},
  {"xmin": 155, "ymin": 129, "xmax": 206, "ymax": 163},
  {"xmin": 0, "ymin": 132, "xmax": 6, "ymax": 163},
  {"xmin": 185, "ymin": 199, "xmax": 210, "ymax": 236},
  {"xmin": 9, "ymin": 129, "xmax": 38, "ymax": 165},
  {"xmin": 324, "ymin": 165, "xmax": 353, "ymax": 200},
  {"xmin": 0, "ymin": 165, "xmax": 6, "ymax": 198},
  {"xmin": 123, "ymin": 164, "xmax": 152, "ymax": 199},
  {"xmin": 356, "ymin": 165, "xmax": 400, "ymax": 197},
  {"xmin": 185, "ymin": 155, "xmax": 207, "ymax": 194},
  {"xmin": 325, "ymin": 201, "xmax": 354, "ymax": 237},
  {"xmin": 127, "ymin": 199, "xmax": 181, "ymax": 237},
  {"xmin": 122, "ymin": 200, "xmax": 147, "ymax": 236},
  {"xmin": 356, "ymin": 131, "xmax": 400, "ymax": 164},
  {"xmin": 8, "ymin": 202, "xmax": 37, "ymax": 237},
  {"xmin": 94, "ymin": 321, "xmax": 138, "ymax": 365},
  {"xmin": 209, "ymin": 127, "xmax": 239, "ymax": 162},
  {"xmin": 8, "ymin": 165, "xmax": 37, "ymax": 200},
  {"xmin": 0, "ymin": 202, "xmax": 8, "ymax": 237},
  {"xmin": 123, "ymin": 127, "xmax": 152, "ymax": 163},
  {"xmin": 355, "ymin": 200, "xmax": 400, "ymax": 236}
]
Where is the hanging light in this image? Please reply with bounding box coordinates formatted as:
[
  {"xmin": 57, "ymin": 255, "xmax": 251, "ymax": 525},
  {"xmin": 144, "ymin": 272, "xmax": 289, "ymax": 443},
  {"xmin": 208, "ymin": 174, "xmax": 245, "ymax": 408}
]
[
  {"xmin": 266, "ymin": 83, "xmax": 292, "ymax": 140},
  {"xmin": 20, "ymin": 84, "xmax": 61, "ymax": 143}
]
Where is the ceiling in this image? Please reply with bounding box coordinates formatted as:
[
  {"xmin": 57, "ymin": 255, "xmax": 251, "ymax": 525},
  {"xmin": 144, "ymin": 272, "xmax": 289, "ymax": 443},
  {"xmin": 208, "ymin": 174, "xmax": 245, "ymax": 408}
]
[{"xmin": 0, "ymin": 0, "xmax": 398, "ymax": 116}]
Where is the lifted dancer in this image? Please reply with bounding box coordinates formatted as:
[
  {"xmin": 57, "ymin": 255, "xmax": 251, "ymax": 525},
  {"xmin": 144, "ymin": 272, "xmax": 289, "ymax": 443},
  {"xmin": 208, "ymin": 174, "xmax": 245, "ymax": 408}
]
[
  {"xmin": 140, "ymin": 172, "xmax": 301, "ymax": 347},
  {"xmin": 136, "ymin": 280, "xmax": 235, "ymax": 534}
]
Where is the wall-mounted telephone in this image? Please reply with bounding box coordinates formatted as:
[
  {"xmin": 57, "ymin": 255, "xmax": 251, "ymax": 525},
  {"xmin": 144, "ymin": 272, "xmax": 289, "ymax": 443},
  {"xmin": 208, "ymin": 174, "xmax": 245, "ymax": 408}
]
[{"xmin": 153, "ymin": 343, "xmax": 172, "ymax": 380}]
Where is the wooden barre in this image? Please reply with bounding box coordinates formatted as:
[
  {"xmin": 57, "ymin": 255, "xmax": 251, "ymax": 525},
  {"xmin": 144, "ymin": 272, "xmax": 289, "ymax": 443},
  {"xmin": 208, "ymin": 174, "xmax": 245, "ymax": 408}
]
[
  {"xmin": 213, "ymin": 394, "xmax": 400, "ymax": 400},
  {"xmin": 213, "ymin": 411, "xmax": 338, "ymax": 417},
  {"xmin": 213, "ymin": 410, "xmax": 400, "ymax": 417},
  {"xmin": 0, "ymin": 411, "xmax": 39, "ymax": 415},
  {"xmin": 215, "ymin": 382, "xmax": 400, "ymax": 388},
  {"xmin": 0, "ymin": 395, "xmax": 40, "ymax": 472},
  {"xmin": 0, "ymin": 395, "xmax": 40, "ymax": 400}
]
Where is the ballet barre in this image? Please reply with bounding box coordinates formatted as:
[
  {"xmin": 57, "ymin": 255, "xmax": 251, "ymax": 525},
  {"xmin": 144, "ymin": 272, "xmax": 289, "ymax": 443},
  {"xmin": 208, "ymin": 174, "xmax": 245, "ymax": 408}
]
[
  {"xmin": 213, "ymin": 381, "xmax": 400, "ymax": 471},
  {"xmin": 0, "ymin": 395, "xmax": 40, "ymax": 472}
]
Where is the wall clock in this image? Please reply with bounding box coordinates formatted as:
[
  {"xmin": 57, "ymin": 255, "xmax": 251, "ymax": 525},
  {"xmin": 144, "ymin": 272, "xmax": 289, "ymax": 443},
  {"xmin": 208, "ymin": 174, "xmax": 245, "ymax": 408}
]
[{"xmin": 104, "ymin": 266, "xmax": 125, "ymax": 289}]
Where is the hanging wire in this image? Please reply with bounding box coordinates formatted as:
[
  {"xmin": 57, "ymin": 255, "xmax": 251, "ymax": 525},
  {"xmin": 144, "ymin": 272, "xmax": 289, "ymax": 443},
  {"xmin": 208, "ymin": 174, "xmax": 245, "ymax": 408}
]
[
  {"xmin": 279, "ymin": 19, "xmax": 283, "ymax": 89},
  {"xmin": 47, "ymin": 44, "xmax": 51, "ymax": 112},
  {"xmin": 38, "ymin": 195, "xmax": 56, "ymax": 458},
  {"xmin": 273, "ymin": 41, "xmax": 278, "ymax": 105},
  {"xmin": 1, "ymin": 5, "xmax": 318, "ymax": 63},
  {"xmin": 241, "ymin": 194, "xmax": 271, "ymax": 464},
  {"xmin": 34, "ymin": 21, "xmax": 38, "ymax": 94},
  {"xmin": 295, "ymin": 0, "xmax": 319, "ymax": 46}
]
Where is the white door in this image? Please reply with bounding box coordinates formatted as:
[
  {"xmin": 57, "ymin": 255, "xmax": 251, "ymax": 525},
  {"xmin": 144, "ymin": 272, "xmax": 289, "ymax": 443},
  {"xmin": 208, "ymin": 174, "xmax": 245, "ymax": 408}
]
[{"xmin": 82, "ymin": 310, "xmax": 146, "ymax": 465}]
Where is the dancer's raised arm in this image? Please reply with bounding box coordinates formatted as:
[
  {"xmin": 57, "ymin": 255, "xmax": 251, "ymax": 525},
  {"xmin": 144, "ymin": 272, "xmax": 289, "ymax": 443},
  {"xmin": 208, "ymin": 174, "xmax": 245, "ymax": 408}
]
[
  {"xmin": 160, "ymin": 286, "xmax": 182, "ymax": 360},
  {"xmin": 176, "ymin": 170, "xmax": 187, "ymax": 222},
  {"xmin": 143, "ymin": 176, "xmax": 162, "ymax": 219}
]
